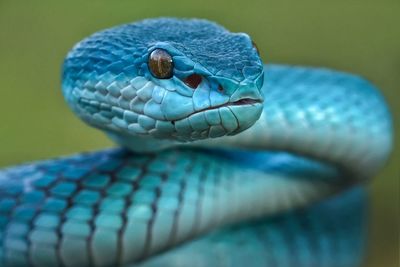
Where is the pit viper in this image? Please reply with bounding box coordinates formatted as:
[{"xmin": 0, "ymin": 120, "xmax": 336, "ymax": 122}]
[{"xmin": 0, "ymin": 18, "xmax": 393, "ymax": 267}]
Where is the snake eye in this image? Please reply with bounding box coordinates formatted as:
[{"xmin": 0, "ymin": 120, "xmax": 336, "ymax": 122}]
[
  {"xmin": 184, "ymin": 74, "xmax": 202, "ymax": 89},
  {"xmin": 252, "ymin": 41, "xmax": 260, "ymax": 55},
  {"xmin": 148, "ymin": 49, "xmax": 174, "ymax": 79}
]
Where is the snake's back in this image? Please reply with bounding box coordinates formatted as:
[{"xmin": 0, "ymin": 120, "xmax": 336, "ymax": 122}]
[{"xmin": 0, "ymin": 147, "xmax": 365, "ymax": 267}]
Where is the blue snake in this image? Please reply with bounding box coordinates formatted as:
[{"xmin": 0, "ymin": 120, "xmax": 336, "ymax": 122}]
[{"xmin": 0, "ymin": 18, "xmax": 393, "ymax": 267}]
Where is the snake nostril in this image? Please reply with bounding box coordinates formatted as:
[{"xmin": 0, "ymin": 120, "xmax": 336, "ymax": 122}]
[
  {"xmin": 184, "ymin": 74, "xmax": 202, "ymax": 89},
  {"xmin": 218, "ymin": 85, "xmax": 224, "ymax": 92}
]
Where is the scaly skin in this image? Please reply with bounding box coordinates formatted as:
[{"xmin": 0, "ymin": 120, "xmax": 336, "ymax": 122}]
[{"xmin": 0, "ymin": 18, "xmax": 393, "ymax": 267}]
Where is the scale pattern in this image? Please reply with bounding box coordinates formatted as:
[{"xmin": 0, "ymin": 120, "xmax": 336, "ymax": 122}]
[
  {"xmin": 138, "ymin": 187, "xmax": 367, "ymax": 267},
  {"xmin": 0, "ymin": 18, "xmax": 393, "ymax": 267},
  {"xmin": 63, "ymin": 18, "xmax": 262, "ymax": 83},
  {"xmin": 0, "ymin": 148, "xmax": 361, "ymax": 267},
  {"xmin": 0, "ymin": 64, "xmax": 393, "ymax": 267}
]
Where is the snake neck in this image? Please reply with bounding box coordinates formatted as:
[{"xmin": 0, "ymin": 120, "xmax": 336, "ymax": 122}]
[{"xmin": 191, "ymin": 65, "xmax": 393, "ymax": 179}]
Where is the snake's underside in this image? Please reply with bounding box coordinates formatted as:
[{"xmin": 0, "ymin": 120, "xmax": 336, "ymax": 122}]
[{"xmin": 0, "ymin": 18, "xmax": 393, "ymax": 267}]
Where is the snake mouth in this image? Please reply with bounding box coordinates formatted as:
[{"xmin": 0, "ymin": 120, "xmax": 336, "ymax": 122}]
[
  {"xmin": 230, "ymin": 98, "xmax": 262, "ymax": 106},
  {"xmin": 186, "ymin": 98, "xmax": 262, "ymax": 118},
  {"xmin": 78, "ymin": 97, "xmax": 262, "ymax": 121}
]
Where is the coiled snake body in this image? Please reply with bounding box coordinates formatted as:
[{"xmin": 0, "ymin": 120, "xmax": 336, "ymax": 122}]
[{"xmin": 0, "ymin": 18, "xmax": 393, "ymax": 267}]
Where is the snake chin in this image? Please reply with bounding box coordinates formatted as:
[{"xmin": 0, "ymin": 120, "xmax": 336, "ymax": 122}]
[
  {"xmin": 106, "ymin": 100, "xmax": 263, "ymax": 152},
  {"xmin": 174, "ymin": 100, "xmax": 263, "ymax": 138},
  {"xmin": 75, "ymin": 94, "xmax": 263, "ymax": 145}
]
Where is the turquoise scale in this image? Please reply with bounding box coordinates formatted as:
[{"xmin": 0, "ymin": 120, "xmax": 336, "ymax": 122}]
[
  {"xmin": 0, "ymin": 148, "xmax": 369, "ymax": 267},
  {"xmin": 0, "ymin": 18, "xmax": 393, "ymax": 267}
]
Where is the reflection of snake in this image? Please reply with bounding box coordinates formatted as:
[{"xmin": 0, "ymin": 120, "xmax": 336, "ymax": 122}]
[{"xmin": 0, "ymin": 18, "xmax": 393, "ymax": 267}]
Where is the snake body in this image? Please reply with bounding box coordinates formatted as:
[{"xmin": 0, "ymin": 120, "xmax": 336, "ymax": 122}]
[{"xmin": 0, "ymin": 18, "xmax": 393, "ymax": 267}]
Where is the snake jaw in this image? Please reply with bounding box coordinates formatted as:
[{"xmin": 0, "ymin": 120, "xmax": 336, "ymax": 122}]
[{"xmin": 72, "ymin": 74, "xmax": 264, "ymax": 144}]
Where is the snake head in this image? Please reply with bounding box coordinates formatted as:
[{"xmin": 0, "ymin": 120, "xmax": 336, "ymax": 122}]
[{"xmin": 62, "ymin": 18, "xmax": 264, "ymax": 149}]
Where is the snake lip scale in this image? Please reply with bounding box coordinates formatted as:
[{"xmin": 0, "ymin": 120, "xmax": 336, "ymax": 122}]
[
  {"xmin": 176, "ymin": 98, "xmax": 262, "ymax": 119},
  {"xmin": 0, "ymin": 17, "xmax": 393, "ymax": 267},
  {"xmin": 78, "ymin": 97, "xmax": 262, "ymax": 122}
]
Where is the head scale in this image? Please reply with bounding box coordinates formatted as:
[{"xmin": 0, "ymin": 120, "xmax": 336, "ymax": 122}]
[{"xmin": 62, "ymin": 18, "xmax": 264, "ymax": 151}]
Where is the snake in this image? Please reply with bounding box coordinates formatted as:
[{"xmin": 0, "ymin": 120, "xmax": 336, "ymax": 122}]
[{"xmin": 0, "ymin": 18, "xmax": 393, "ymax": 267}]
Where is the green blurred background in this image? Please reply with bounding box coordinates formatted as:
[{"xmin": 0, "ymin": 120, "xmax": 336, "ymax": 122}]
[{"xmin": 0, "ymin": 1, "xmax": 398, "ymax": 266}]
